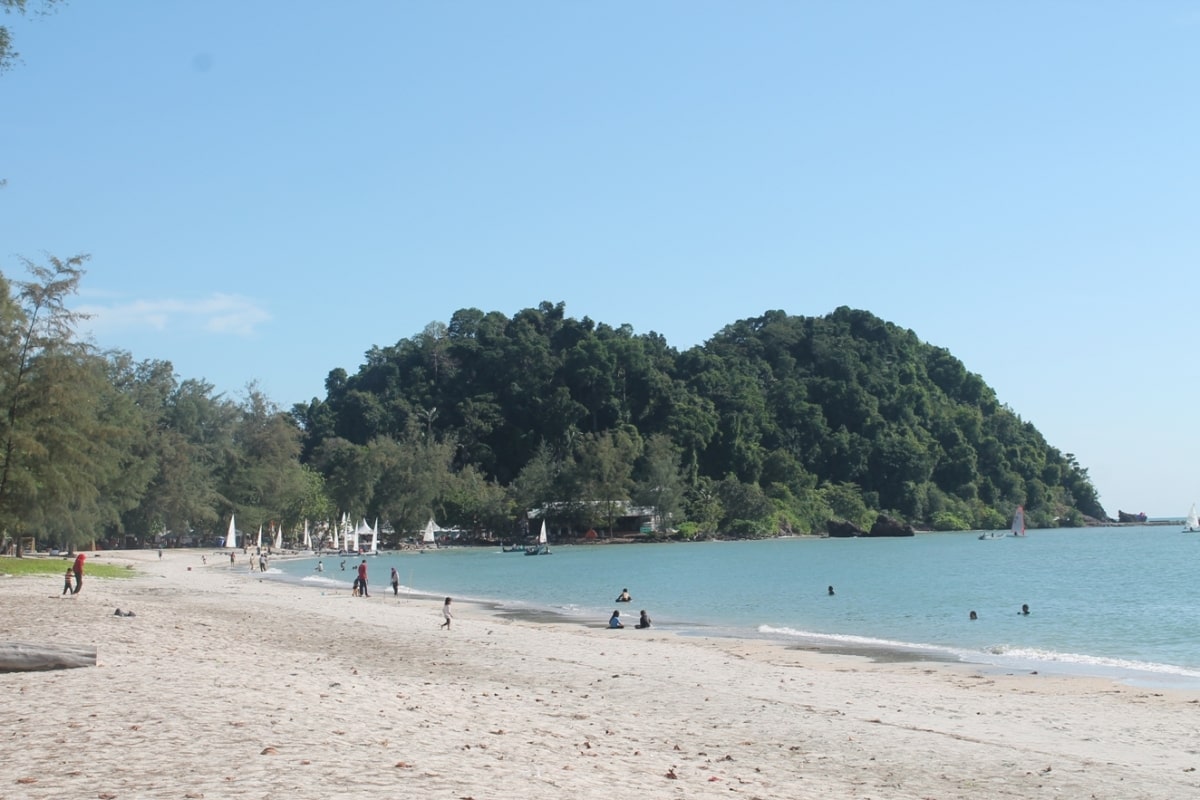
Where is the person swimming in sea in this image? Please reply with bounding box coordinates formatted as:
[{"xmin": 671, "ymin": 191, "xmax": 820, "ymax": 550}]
[
  {"xmin": 615, "ymin": 588, "xmax": 631, "ymax": 602},
  {"xmin": 1020, "ymin": 603, "xmax": 1030, "ymax": 616}
]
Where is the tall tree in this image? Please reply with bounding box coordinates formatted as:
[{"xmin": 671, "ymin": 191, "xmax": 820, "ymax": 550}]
[
  {"xmin": 0, "ymin": 254, "xmax": 93, "ymax": 553},
  {"xmin": 632, "ymin": 434, "xmax": 685, "ymax": 533}
]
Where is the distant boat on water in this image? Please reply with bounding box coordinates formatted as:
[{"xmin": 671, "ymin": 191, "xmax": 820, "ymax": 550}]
[
  {"xmin": 1185, "ymin": 504, "xmax": 1199, "ymax": 533},
  {"xmin": 422, "ymin": 518, "xmax": 440, "ymax": 549},
  {"xmin": 525, "ymin": 520, "xmax": 550, "ymax": 555},
  {"xmin": 1011, "ymin": 505, "xmax": 1026, "ymax": 537}
]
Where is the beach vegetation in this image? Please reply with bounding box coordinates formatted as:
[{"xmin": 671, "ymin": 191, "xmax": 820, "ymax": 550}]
[
  {"xmin": 0, "ymin": 264, "xmax": 1110, "ymax": 550},
  {"xmin": 0, "ymin": 555, "xmax": 132, "ymax": 578}
]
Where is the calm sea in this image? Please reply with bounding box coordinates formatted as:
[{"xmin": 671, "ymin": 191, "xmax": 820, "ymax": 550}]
[{"xmin": 259, "ymin": 525, "xmax": 1200, "ymax": 688}]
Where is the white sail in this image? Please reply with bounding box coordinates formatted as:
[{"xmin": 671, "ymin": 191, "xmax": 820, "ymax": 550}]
[
  {"xmin": 371, "ymin": 518, "xmax": 380, "ymax": 554},
  {"xmin": 226, "ymin": 515, "xmax": 237, "ymax": 548},
  {"xmin": 1011, "ymin": 505, "xmax": 1026, "ymax": 537},
  {"xmin": 1186, "ymin": 504, "xmax": 1199, "ymax": 532},
  {"xmin": 352, "ymin": 518, "xmax": 370, "ymax": 552},
  {"xmin": 274, "ymin": 525, "xmax": 282, "ymax": 551},
  {"xmin": 538, "ymin": 520, "xmax": 548, "ymax": 545},
  {"xmin": 302, "ymin": 520, "xmax": 311, "ymax": 550},
  {"xmin": 422, "ymin": 518, "xmax": 438, "ymax": 547},
  {"xmin": 256, "ymin": 525, "xmax": 263, "ymax": 549}
]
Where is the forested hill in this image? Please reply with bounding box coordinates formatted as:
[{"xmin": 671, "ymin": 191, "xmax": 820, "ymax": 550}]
[{"xmin": 294, "ymin": 303, "xmax": 1106, "ymax": 535}]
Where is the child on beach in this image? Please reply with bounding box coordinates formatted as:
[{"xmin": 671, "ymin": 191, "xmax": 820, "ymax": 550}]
[
  {"xmin": 609, "ymin": 610, "xmax": 623, "ymax": 628},
  {"xmin": 635, "ymin": 610, "xmax": 651, "ymax": 629},
  {"xmin": 440, "ymin": 597, "xmax": 453, "ymax": 629},
  {"xmin": 62, "ymin": 566, "xmax": 73, "ymax": 596}
]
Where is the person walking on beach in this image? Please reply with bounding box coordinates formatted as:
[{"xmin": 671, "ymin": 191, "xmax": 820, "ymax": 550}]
[
  {"xmin": 357, "ymin": 560, "xmax": 369, "ymax": 597},
  {"xmin": 62, "ymin": 566, "xmax": 74, "ymax": 596},
  {"xmin": 71, "ymin": 553, "xmax": 86, "ymax": 594},
  {"xmin": 229, "ymin": 552, "xmax": 235, "ymax": 566},
  {"xmin": 390, "ymin": 567, "xmax": 399, "ymax": 596},
  {"xmin": 440, "ymin": 597, "xmax": 453, "ymax": 629}
]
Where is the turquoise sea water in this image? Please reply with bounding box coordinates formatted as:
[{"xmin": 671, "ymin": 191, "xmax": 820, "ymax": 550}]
[{"xmin": 260, "ymin": 525, "xmax": 1200, "ymax": 688}]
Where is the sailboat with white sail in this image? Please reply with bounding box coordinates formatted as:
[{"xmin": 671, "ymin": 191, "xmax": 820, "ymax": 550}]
[
  {"xmin": 1184, "ymin": 504, "xmax": 1199, "ymax": 533},
  {"xmin": 421, "ymin": 518, "xmax": 440, "ymax": 549},
  {"xmin": 225, "ymin": 515, "xmax": 237, "ymax": 549},
  {"xmin": 1010, "ymin": 505, "xmax": 1027, "ymax": 537},
  {"xmin": 525, "ymin": 520, "xmax": 550, "ymax": 555}
]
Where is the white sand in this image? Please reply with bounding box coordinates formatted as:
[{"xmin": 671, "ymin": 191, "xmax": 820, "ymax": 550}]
[{"xmin": 2, "ymin": 549, "xmax": 1199, "ymax": 799}]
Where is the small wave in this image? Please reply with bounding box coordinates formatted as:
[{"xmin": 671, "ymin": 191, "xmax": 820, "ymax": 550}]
[
  {"xmin": 984, "ymin": 644, "xmax": 1200, "ymax": 679},
  {"xmin": 300, "ymin": 574, "xmax": 350, "ymax": 588},
  {"xmin": 759, "ymin": 624, "xmax": 945, "ymax": 653},
  {"xmin": 760, "ymin": 625, "xmax": 1200, "ymax": 682}
]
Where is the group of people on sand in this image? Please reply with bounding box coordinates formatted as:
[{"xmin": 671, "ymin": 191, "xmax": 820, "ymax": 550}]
[{"xmin": 609, "ymin": 587, "xmax": 651, "ymax": 629}]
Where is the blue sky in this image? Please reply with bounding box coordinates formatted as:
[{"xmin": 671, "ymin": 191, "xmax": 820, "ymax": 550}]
[{"xmin": 2, "ymin": 3, "xmax": 1198, "ymax": 517}]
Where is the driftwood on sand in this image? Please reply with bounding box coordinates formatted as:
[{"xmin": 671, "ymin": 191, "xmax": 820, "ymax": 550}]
[{"xmin": 0, "ymin": 642, "xmax": 96, "ymax": 672}]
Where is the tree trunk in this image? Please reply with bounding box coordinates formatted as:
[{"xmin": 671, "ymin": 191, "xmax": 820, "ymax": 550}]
[{"xmin": 0, "ymin": 642, "xmax": 97, "ymax": 672}]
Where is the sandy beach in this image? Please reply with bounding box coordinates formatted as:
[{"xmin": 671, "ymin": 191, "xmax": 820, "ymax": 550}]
[{"xmin": 2, "ymin": 550, "xmax": 1198, "ymax": 799}]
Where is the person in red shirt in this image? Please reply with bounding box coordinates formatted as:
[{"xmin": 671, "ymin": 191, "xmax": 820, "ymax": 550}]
[
  {"xmin": 71, "ymin": 553, "xmax": 86, "ymax": 594},
  {"xmin": 357, "ymin": 560, "xmax": 369, "ymax": 597}
]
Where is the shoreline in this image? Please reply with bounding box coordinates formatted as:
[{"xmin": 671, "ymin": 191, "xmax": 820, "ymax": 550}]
[
  {"xmin": 4, "ymin": 549, "xmax": 1200, "ymax": 798},
  {"xmin": 258, "ymin": 547, "xmax": 1200, "ymax": 691}
]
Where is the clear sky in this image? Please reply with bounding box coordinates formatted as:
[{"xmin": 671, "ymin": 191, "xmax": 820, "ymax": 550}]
[{"xmin": 2, "ymin": 3, "xmax": 1198, "ymax": 518}]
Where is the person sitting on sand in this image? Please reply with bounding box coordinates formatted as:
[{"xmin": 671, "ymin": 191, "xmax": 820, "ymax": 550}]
[
  {"xmin": 609, "ymin": 610, "xmax": 624, "ymax": 629},
  {"xmin": 635, "ymin": 610, "xmax": 651, "ymax": 629},
  {"xmin": 615, "ymin": 588, "xmax": 631, "ymax": 603}
]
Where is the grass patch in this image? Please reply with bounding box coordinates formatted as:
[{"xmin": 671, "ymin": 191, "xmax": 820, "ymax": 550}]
[{"xmin": 0, "ymin": 556, "xmax": 134, "ymax": 579}]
